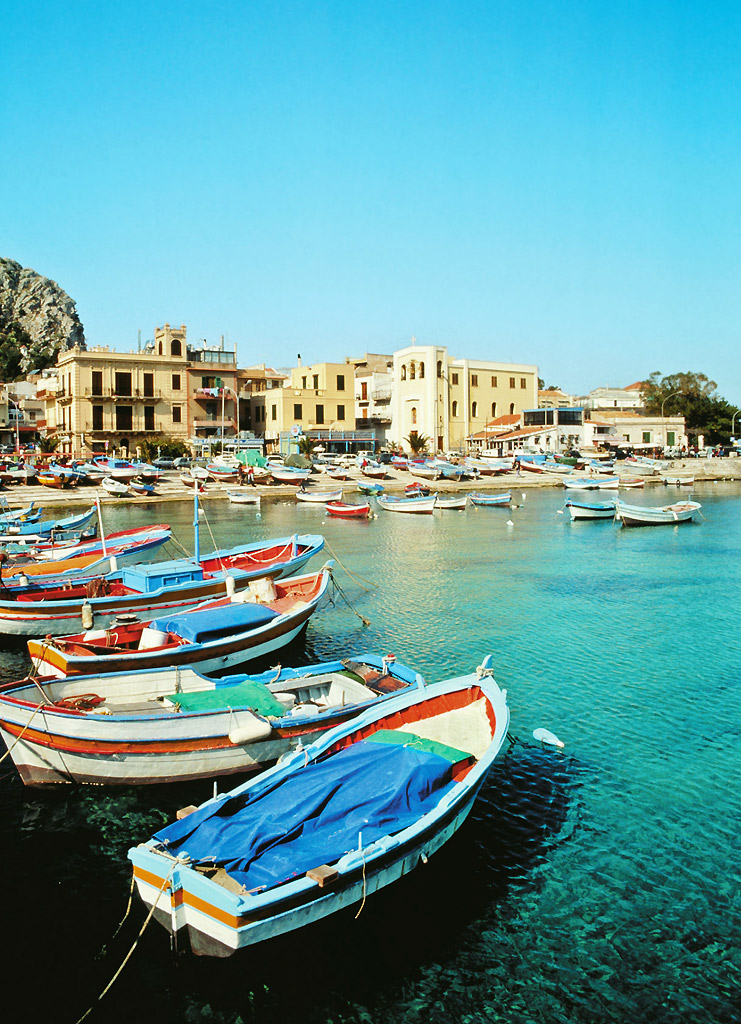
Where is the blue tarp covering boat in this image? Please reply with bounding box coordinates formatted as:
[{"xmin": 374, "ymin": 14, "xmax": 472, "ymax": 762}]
[{"xmin": 149, "ymin": 602, "xmax": 279, "ymax": 644}]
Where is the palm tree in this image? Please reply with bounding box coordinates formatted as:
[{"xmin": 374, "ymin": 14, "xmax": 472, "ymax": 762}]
[
  {"xmin": 298, "ymin": 436, "xmax": 317, "ymax": 458},
  {"xmin": 405, "ymin": 432, "xmax": 431, "ymax": 456},
  {"xmin": 37, "ymin": 435, "xmax": 59, "ymax": 454}
]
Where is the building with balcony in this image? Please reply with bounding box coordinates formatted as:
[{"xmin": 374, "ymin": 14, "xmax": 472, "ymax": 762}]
[
  {"xmin": 261, "ymin": 360, "xmax": 356, "ymax": 451},
  {"xmin": 391, "ymin": 343, "xmax": 538, "ymax": 454},
  {"xmin": 184, "ymin": 334, "xmax": 240, "ymax": 442},
  {"xmin": 350, "ymin": 354, "xmax": 395, "ymax": 446}
]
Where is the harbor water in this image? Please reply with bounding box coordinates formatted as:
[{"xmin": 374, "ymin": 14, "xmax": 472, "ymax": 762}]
[{"xmin": 0, "ymin": 482, "xmax": 738, "ymax": 1024}]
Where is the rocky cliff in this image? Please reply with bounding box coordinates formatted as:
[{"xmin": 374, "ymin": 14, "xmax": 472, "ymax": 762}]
[{"xmin": 0, "ymin": 258, "xmax": 86, "ymax": 377}]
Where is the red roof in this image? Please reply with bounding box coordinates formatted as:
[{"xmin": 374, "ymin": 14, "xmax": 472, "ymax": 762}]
[{"xmin": 625, "ymin": 382, "xmax": 645, "ymax": 391}]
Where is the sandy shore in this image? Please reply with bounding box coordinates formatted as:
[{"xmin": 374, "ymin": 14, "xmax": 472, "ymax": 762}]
[{"xmin": 2, "ymin": 457, "xmax": 739, "ymax": 511}]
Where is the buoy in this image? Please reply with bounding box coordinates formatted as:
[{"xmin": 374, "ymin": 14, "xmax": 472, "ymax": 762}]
[
  {"xmin": 109, "ymin": 556, "xmax": 118, "ymax": 572},
  {"xmin": 506, "ymin": 519, "xmax": 514, "ymax": 526},
  {"xmin": 533, "ymin": 727, "xmax": 565, "ymax": 748},
  {"xmin": 225, "ymin": 575, "xmax": 236, "ymax": 597},
  {"xmin": 521, "ymin": 493, "xmax": 526, "ymax": 500},
  {"xmin": 81, "ymin": 599, "xmax": 94, "ymax": 630}
]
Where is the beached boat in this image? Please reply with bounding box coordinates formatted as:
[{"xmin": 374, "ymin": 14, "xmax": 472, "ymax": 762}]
[
  {"xmin": 357, "ymin": 482, "xmax": 385, "ymax": 495},
  {"xmin": 325, "ymin": 500, "xmax": 371, "ymax": 519},
  {"xmin": 562, "ymin": 477, "xmax": 620, "ymax": 490},
  {"xmin": 130, "ymin": 480, "xmax": 157, "ymax": 496},
  {"xmin": 360, "ymin": 463, "xmax": 387, "ymax": 479},
  {"xmin": 269, "ymin": 466, "xmax": 312, "ymax": 484},
  {"xmin": 407, "ymin": 463, "xmax": 440, "ymax": 481},
  {"xmin": 37, "ymin": 465, "xmax": 80, "ymax": 489},
  {"xmin": 563, "ymin": 499, "xmax": 616, "ymax": 521},
  {"xmin": 0, "ymin": 524, "xmax": 172, "ymax": 578},
  {"xmin": 93, "ymin": 457, "xmax": 140, "ymax": 482},
  {"xmin": 615, "ymin": 500, "xmax": 702, "ymax": 527},
  {"xmin": 0, "ymin": 534, "xmax": 325, "ymax": 638},
  {"xmin": 226, "ymin": 490, "xmax": 261, "ymax": 505},
  {"xmin": 181, "ymin": 467, "xmax": 209, "ymax": 490},
  {"xmin": 325, "ymin": 467, "xmax": 350, "ymax": 481},
  {"xmin": 405, "ymin": 481, "xmax": 431, "ymax": 496},
  {"xmin": 295, "ymin": 488, "xmax": 343, "ymax": 504},
  {"xmin": 435, "ymin": 494, "xmax": 468, "ymax": 510},
  {"xmin": 469, "ymin": 492, "xmax": 512, "ymax": 507},
  {"xmin": 0, "ymin": 654, "xmax": 421, "ymax": 786},
  {"xmin": 207, "ymin": 463, "xmax": 239, "ymax": 483},
  {"xmin": 127, "ymin": 657, "xmax": 509, "ymax": 956},
  {"xmin": 376, "ymin": 494, "xmax": 437, "ymax": 514},
  {"xmin": 28, "ymin": 565, "xmax": 333, "ymax": 678},
  {"xmin": 101, "ymin": 477, "xmax": 130, "ymax": 497}
]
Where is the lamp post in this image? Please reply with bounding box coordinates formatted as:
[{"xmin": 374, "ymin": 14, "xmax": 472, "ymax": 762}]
[
  {"xmin": 731, "ymin": 409, "xmax": 740, "ymax": 440},
  {"xmin": 8, "ymin": 397, "xmax": 20, "ymax": 455},
  {"xmin": 660, "ymin": 391, "xmax": 683, "ymax": 447}
]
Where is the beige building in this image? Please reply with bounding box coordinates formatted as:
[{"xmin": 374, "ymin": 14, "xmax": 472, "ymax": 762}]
[
  {"xmin": 391, "ymin": 343, "xmax": 538, "ymax": 453},
  {"xmin": 49, "ymin": 327, "xmax": 190, "ymax": 454},
  {"xmin": 261, "ymin": 361, "xmax": 354, "ymax": 449}
]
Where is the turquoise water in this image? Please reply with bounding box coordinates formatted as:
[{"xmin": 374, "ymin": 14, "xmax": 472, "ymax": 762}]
[{"xmin": 0, "ymin": 482, "xmax": 739, "ymax": 1023}]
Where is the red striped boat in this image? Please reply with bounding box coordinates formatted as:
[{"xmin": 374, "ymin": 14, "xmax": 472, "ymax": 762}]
[{"xmin": 325, "ymin": 500, "xmax": 371, "ymax": 519}]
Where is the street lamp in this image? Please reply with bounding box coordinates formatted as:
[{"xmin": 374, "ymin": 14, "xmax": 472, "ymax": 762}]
[{"xmin": 660, "ymin": 391, "xmax": 683, "ymax": 447}]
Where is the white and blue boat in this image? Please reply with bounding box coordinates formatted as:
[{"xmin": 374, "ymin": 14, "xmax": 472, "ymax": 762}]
[
  {"xmin": 469, "ymin": 491, "xmax": 512, "ymax": 507},
  {"xmin": 127, "ymin": 656, "xmax": 510, "ymax": 956},
  {"xmin": 563, "ymin": 499, "xmax": 616, "ymax": 521}
]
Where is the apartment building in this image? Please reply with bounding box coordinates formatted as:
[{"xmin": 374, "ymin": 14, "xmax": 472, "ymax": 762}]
[{"xmin": 262, "ymin": 360, "xmax": 354, "ymax": 448}]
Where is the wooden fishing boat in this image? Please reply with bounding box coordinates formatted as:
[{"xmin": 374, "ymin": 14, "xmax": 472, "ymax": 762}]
[
  {"xmin": 0, "ymin": 502, "xmax": 39, "ymax": 524},
  {"xmin": 226, "ymin": 490, "xmax": 261, "ymax": 505},
  {"xmin": 295, "ymin": 488, "xmax": 343, "ymax": 504},
  {"xmin": 618, "ymin": 477, "xmax": 645, "ymax": 488},
  {"xmin": 405, "ymin": 481, "xmax": 431, "ymax": 496},
  {"xmin": 130, "ymin": 480, "xmax": 157, "ymax": 496},
  {"xmin": 357, "ymin": 482, "xmax": 384, "ymax": 495},
  {"xmin": 0, "ymin": 524, "xmax": 172, "ymax": 578},
  {"xmin": 181, "ymin": 468, "xmax": 209, "ymax": 490},
  {"xmin": 563, "ymin": 499, "xmax": 616, "ymax": 521},
  {"xmin": 615, "ymin": 500, "xmax": 702, "ymax": 527},
  {"xmin": 360, "ymin": 464, "xmax": 387, "ymax": 479},
  {"xmin": 517, "ymin": 459, "xmax": 548, "ymax": 474},
  {"xmin": 0, "ymin": 654, "xmax": 421, "ymax": 786},
  {"xmin": 37, "ymin": 466, "xmax": 79, "ymax": 488},
  {"xmin": 325, "ymin": 467, "xmax": 350, "ymax": 481},
  {"xmin": 269, "ymin": 466, "xmax": 312, "ymax": 484},
  {"xmin": 101, "ymin": 477, "xmax": 130, "ymax": 497},
  {"xmin": 469, "ymin": 492, "xmax": 512, "ymax": 507},
  {"xmin": 0, "ymin": 534, "xmax": 325, "ymax": 637},
  {"xmin": 325, "ymin": 500, "xmax": 371, "ymax": 519},
  {"xmin": 127, "ymin": 657, "xmax": 509, "ymax": 956},
  {"xmin": 28, "ymin": 565, "xmax": 333, "ymax": 678},
  {"xmin": 562, "ymin": 477, "xmax": 620, "ymax": 490},
  {"xmin": 661, "ymin": 475, "xmax": 695, "ymax": 486},
  {"xmin": 407, "ymin": 463, "xmax": 440, "ymax": 480},
  {"xmin": 93, "ymin": 457, "xmax": 140, "ymax": 482},
  {"xmin": 376, "ymin": 494, "xmax": 437, "ymax": 514},
  {"xmin": 435, "ymin": 494, "xmax": 468, "ymax": 510},
  {"xmin": 0, "ymin": 506, "xmax": 94, "ymax": 539},
  {"xmin": 207, "ymin": 463, "xmax": 239, "ymax": 483}
]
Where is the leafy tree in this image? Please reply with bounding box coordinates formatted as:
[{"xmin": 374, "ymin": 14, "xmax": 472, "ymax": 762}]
[
  {"xmin": 640, "ymin": 371, "xmax": 738, "ymax": 443},
  {"xmin": 298, "ymin": 436, "xmax": 317, "ymax": 457},
  {"xmin": 37, "ymin": 436, "xmax": 59, "ymax": 454},
  {"xmin": 404, "ymin": 432, "xmax": 431, "ymax": 455}
]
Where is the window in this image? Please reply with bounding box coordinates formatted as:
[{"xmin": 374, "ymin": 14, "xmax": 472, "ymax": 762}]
[
  {"xmin": 172, "ymin": 406, "xmax": 182, "ymax": 423},
  {"xmin": 667, "ymin": 431, "xmax": 676, "ymax": 445},
  {"xmin": 158, "ymin": 342, "xmax": 163, "ymax": 355},
  {"xmin": 411, "ymin": 407, "xmax": 417, "ymax": 425},
  {"xmin": 471, "ymin": 374, "xmax": 478, "ymax": 387},
  {"xmin": 313, "ymin": 374, "xmax": 319, "ymax": 390},
  {"xmin": 491, "ymin": 376, "xmax": 497, "ymax": 387},
  {"xmin": 144, "ymin": 406, "xmax": 155, "ymax": 430},
  {"xmin": 520, "ymin": 378, "xmax": 527, "ymax": 389},
  {"xmin": 642, "ymin": 431, "xmax": 651, "ymax": 443},
  {"xmin": 509, "ymin": 377, "xmax": 516, "ymax": 388},
  {"xmin": 452, "ymin": 400, "xmax": 458, "ymax": 416},
  {"xmin": 271, "ymin": 404, "xmax": 277, "ymax": 421},
  {"xmin": 115, "ymin": 406, "xmax": 133, "ymax": 430},
  {"xmin": 143, "ymin": 373, "xmax": 154, "ymax": 397},
  {"xmin": 172, "ymin": 374, "xmax": 181, "ymax": 390},
  {"xmin": 451, "ymin": 373, "xmax": 459, "ymax": 385},
  {"xmin": 401, "ymin": 365, "xmax": 407, "ymax": 381},
  {"xmin": 437, "ymin": 360, "xmax": 442, "ymax": 378},
  {"xmin": 510, "ymin": 403, "xmax": 515, "ymax": 415},
  {"xmin": 114, "ymin": 372, "xmax": 132, "ymax": 397},
  {"xmin": 472, "ymin": 402, "xmax": 478, "ymax": 417},
  {"xmin": 410, "ymin": 363, "xmax": 416, "ymax": 380},
  {"xmin": 315, "ymin": 404, "xmax": 324, "ymax": 425},
  {"xmin": 92, "ymin": 405, "xmax": 103, "ymax": 430},
  {"xmin": 302, "ymin": 376, "xmax": 307, "ymax": 389},
  {"xmin": 361, "ymin": 381, "xmax": 368, "ymax": 400},
  {"xmin": 337, "ymin": 374, "xmax": 345, "ymax": 391},
  {"xmin": 491, "ymin": 402, "xmax": 497, "ymax": 417},
  {"xmin": 337, "ymin": 404, "xmax": 345, "ymax": 420},
  {"xmin": 171, "ymin": 340, "xmax": 181, "ymax": 356},
  {"xmin": 419, "ymin": 362, "xmax": 425, "ymax": 378},
  {"xmin": 91, "ymin": 371, "xmax": 103, "ymax": 395},
  {"xmin": 294, "ymin": 404, "xmax": 302, "ymax": 420}
]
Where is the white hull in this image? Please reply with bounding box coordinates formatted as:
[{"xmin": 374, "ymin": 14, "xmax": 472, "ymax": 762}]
[
  {"xmin": 616, "ymin": 500, "xmax": 701, "ymax": 526},
  {"xmin": 295, "ymin": 489, "xmax": 343, "ymax": 503}
]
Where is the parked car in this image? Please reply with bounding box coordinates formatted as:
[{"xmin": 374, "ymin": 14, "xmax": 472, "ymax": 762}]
[
  {"xmin": 173, "ymin": 457, "xmax": 192, "ymax": 468},
  {"xmin": 153, "ymin": 458, "xmax": 175, "ymax": 469}
]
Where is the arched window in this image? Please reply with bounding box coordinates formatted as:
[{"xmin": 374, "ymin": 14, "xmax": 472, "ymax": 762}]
[
  {"xmin": 401, "ymin": 365, "xmax": 407, "ymax": 381},
  {"xmin": 158, "ymin": 341, "xmax": 163, "ymax": 355},
  {"xmin": 452, "ymin": 400, "xmax": 458, "ymax": 417},
  {"xmin": 491, "ymin": 402, "xmax": 497, "ymax": 417},
  {"xmin": 411, "ymin": 406, "xmax": 417, "ymax": 425},
  {"xmin": 410, "ymin": 362, "xmax": 416, "ymax": 380},
  {"xmin": 437, "ymin": 360, "xmax": 442, "ymax": 378},
  {"xmin": 419, "ymin": 362, "xmax": 425, "ymax": 379},
  {"xmin": 171, "ymin": 340, "xmax": 182, "ymax": 356},
  {"xmin": 472, "ymin": 402, "xmax": 478, "ymax": 418},
  {"xmin": 510, "ymin": 403, "xmax": 515, "ymax": 415}
]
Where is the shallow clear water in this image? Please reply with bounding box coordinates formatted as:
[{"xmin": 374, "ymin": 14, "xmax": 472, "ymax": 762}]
[{"xmin": 0, "ymin": 482, "xmax": 739, "ymax": 1024}]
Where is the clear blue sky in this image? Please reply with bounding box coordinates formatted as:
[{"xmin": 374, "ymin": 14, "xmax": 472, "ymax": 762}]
[{"xmin": 3, "ymin": 0, "xmax": 740, "ymax": 403}]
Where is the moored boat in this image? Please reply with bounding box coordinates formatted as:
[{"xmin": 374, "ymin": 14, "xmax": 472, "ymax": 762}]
[
  {"xmin": 127, "ymin": 657, "xmax": 509, "ymax": 956},
  {"xmin": 28, "ymin": 565, "xmax": 333, "ymax": 678},
  {"xmin": 562, "ymin": 476, "xmax": 620, "ymax": 490},
  {"xmin": 661, "ymin": 475, "xmax": 695, "ymax": 486},
  {"xmin": 615, "ymin": 499, "xmax": 702, "ymax": 527},
  {"xmin": 357, "ymin": 481, "xmax": 385, "ymax": 495},
  {"xmin": 295, "ymin": 488, "xmax": 343, "ymax": 504},
  {"xmin": 325, "ymin": 500, "xmax": 371, "ymax": 519},
  {"xmin": 226, "ymin": 490, "xmax": 261, "ymax": 505},
  {"xmin": 376, "ymin": 494, "xmax": 437, "ymax": 514},
  {"xmin": 563, "ymin": 499, "xmax": 616, "ymax": 521},
  {"xmin": 0, "ymin": 524, "xmax": 172, "ymax": 578},
  {"xmin": 435, "ymin": 494, "xmax": 468, "ymax": 510},
  {"xmin": 469, "ymin": 491, "xmax": 512, "ymax": 507},
  {"xmin": 0, "ymin": 654, "xmax": 422, "ymax": 786}
]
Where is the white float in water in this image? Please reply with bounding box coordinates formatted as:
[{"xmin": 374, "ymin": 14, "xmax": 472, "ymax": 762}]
[{"xmin": 533, "ymin": 728, "xmax": 565, "ymax": 748}]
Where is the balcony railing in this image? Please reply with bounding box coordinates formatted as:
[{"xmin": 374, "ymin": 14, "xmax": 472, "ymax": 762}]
[
  {"xmin": 193, "ymin": 416, "xmax": 235, "ymax": 428},
  {"xmin": 84, "ymin": 422, "xmax": 161, "ymax": 433},
  {"xmin": 370, "ymin": 389, "xmax": 392, "ymax": 402},
  {"xmin": 83, "ymin": 387, "xmax": 163, "ymax": 399}
]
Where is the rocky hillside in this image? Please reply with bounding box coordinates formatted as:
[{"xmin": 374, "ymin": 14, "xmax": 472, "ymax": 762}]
[{"xmin": 0, "ymin": 258, "xmax": 85, "ymax": 378}]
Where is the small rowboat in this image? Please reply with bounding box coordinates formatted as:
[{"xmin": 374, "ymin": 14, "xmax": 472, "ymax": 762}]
[
  {"xmin": 207, "ymin": 463, "xmax": 239, "ymax": 483},
  {"xmin": 469, "ymin": 492, "xmax": 512, "ymax": 507},
  {"xmin": 618, "ymin": 477, "xmax": 645, "ymax": 488},
  {"xmin": 615, "ymin": 500, "xmax": 702, "ymax": 527},
  {"xmin": 93, "ymin": 457, "xmax": 140, "ymax": 482},
  {"xmin": 130, "ymin": 481, "xmax": 157, "ymax": 496},
  {"xmin": 661, "ymin": 476, "xmax": 695, "ymax": 486},
  {"xmin": 295, "ymin": 488, "xmax": 343, "ymax": 504},
  {"xmin": 357, "ymin": 482, "xmax": 384, "ymax": 495},
  {"xmin": 1, "ymin": 525, "xmax": 172, "ymax": 578},
  {"xmin": 325, "ymin": 468, "xmax": 350, "ymax": 481},
  {"xmin": 405, "ymin": 481, "xmax": 431, "ymax": 496},
  {"xmin": 181, "ymin": 468, "xmax": 209, "ymax": 490},
  {"xmin": 563, "ymin": 499, "xmax": 616, "ymax": 521},
  {"xmin": 325, "ymin": 500, "xmax": 371, "ymax": 519},
  {"xmin": 435, "ymin": 494, "xmax": 468, "ymax": 510},
  {"xmin": 226, "ymin": 490, "xmax": 261, "ymax": 505},
  {"xmin": 562, "ymin": 477, "xmax": 620, "ymax": 490},
  {"xmin": 28, "ymin": 565, "xmax": 333, "ymax": 678},
  {"xmin": 127, "ymin": 656, "xmax": 509, "ymax": 957},
  {"xmin": 360, "ymin": 464, "xmax": 387, "ymax": 479},
  {"xmin": 101, "ymin": 477, "xmax": 130, "ymax": 497},
  {"xmin": 269, "ymin": 466, "xmax": 312, "ymax": 484},
  {"xmin": 376, "ymin": 494, "xmax": 437, "ymax": 514},
  {"xmin": 0, "ymin": 653, "xmax": 420, "ymax": 786}
]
